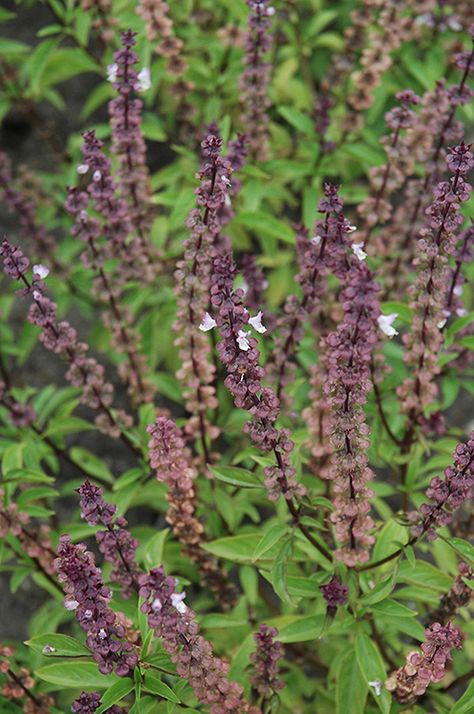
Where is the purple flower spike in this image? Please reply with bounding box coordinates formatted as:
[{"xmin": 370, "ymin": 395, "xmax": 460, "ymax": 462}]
[{"xmin": 251, "ymin": 624, "xmax": 284, "ymax": 696}]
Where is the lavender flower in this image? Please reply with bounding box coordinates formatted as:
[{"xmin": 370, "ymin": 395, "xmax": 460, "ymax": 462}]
[
  {"xmin": 325, "ymin": 257, "xmax": 381, "ymax": 565},
  {"xmin": 428, "ymin": 562, "xmax": 473, "ymax": 624},
  {"xmin": 54, "ymin": 536, "xmax": 138, "ymax": 676},
  {"xmin": 320, "ymin": 575, "xmax": 349, "ymax": 610},
  {"xmin": 71, "ymin": 691, "xmax": 126, "ymax": 713},
  {"xmin": 207, "ymin": 252, "xmax": 305, "ymax": 502},
  {"xmin": 386, "ymin": 622, "xmax": 462, "ymax": 703},
  {"xmin": 136, "ymin": 0, "xmax": 187, "ymax": 76},
  {"xmin": 407, "ymin": 432, "xmax": 474, "ymax": 540},
  {"xmin": 108, "ymin": 30, "xmax": 153, "ymax": 240},
  {"xmin": 397, "ymin": 143, "xmax": 473, "ymax": 422},
  {"xmin": 173, "ymin": 133, "xmax": 232, "ymax": 454},
  {"xmin": 139, "ymin": 567, "xmax": 258, "ymax": 713},
  {"xmin": 250, "ymin": 625, "xmax": 284, "ymax": 696},
  {"xmin": 240, "ymin": 0, "xmax": 274, "ymax": 160},
  {"xmin": 77, "ymin": 480, "xmax": 140, "ymax": 599},
  {"xmin": 0, "ymin": 240, "xmax": 134, "ymax": 441},
  {"xmin": 147, "ymin": 417, "xmax": 238, "ymax": 608}
]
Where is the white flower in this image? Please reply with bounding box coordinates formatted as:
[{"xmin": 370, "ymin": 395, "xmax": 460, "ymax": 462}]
[
  {"xmin": 224, "ymin": 194, "xmax": 232, "ymax": 207},
  {"xmin": 311, "ymin": 235, "xmax": 321, "ymax": 246},
  {"xmin": 266, "ymin": 6, "xmax": 275, "ymax": 15},
  {"xmin": 377, "ymin": 313, "xmax": 398, "ymax": 338},
  {"xmin": 32, "ymin": 290, "xmax": 42, "ymax": 301},
  {"xmin": 92, "ymin": 170, "xmax": 102, "ymax": 182},
  {"xmin": 240, "ymin": 280, "xmax": 249, "ymax": 295},
  {"xmin": 221, "ymin": 175, "xmax": 232, "ymax": 187},
  {"xmin": 98, "ymin": 628, "xmax": 107, "ymax": 640},
  {"xmin": 64, "ymin": 599, "xmax": 79, "ymax": 611},
  {"xmin": 368, "ymin": 680, "xmax": 382, "ymax": 697},
  {"xmin": 457, "ymin": 308, "xmax": 468, "ymax": 317},
  {"xmin": 453, "ymin": 284, "xmax": 463, "ymax": 297},
  {"xmin": 83, "ymin": 609, "xmax": 93, "ymax": 619},
  {"xmin": 262, "ymin": 279, "xmax": 269, "ymax": 290},
  {"xmin": 107, "ymin": 63, "xmax": 118, "ymax": 83},
  {"xmin": 77, "ymin": 164, "xmax": 89, "ymax": 174},
  {"xmin": 152, "ymin": 597, "xmax": 162, "ymax": 612},
  {"xmin": 347, "ymin": 224, "xmax": 358, "ymax": 233},
  {"xmin": 137, "ymin": 67, "xmax": 151, "ymax": 91},
  {"xmin": 248, "ymin": 311, "xmax": 267, "ymax": 334},
  {"xmin": 33, "ymin": 264, "xmax": 49, "ymax": 279},
  {"xmin": 437, "ymin": 318, "xmax": 448, "ymax": 329},
  {"xmin": 42, "ymin": 645, "xmax": 56, "ymax": 654},
  {"xmin": 199, "ymin": 312, "xmax": 217, "ymax": 332},
  {"xmin": 171, "ymin": 592, "xmax": 187, "ymax": 614},
  {"xmin": 237, "ymin": 329, "xmax": 251, "ymax": 351},
  {"xmin": 351, "ymin": 242, "xmax": 367, "ymax": 261}
]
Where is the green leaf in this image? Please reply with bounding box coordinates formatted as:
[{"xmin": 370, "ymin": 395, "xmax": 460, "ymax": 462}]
[
  {"xmin": 211, "ymin": 465, "xmax": 263, "ymax": 489},
  {"xmin": 236, "ymin": 211, "xmax": 295, "ymax": 244},
  {"xmin": 355, "ymin": 631, "xmax": 391, "ymax": 714},
  {"xmin": 336, "ymin": 650, "xmax": 368, "ymax": 714},
  {"xmin": 80, "ymin": 81, "xmax": 115, "ymax": 120},
  {"xmin": 142, "ymin": 672, "xmax": 181, "ymax": 702},
  {"xmin": 380, "ymin": 301, "xmax": 413, "ymax": 324},
  {"xmin": 443, "ymin": 537, "xmax": 474, "ymax": 565},
  {"xmin": 69, "ymin": 447, "xmax": 114, "ymax": 483},
  {"xmin": 36, "ymin": 661, "xmax": 119, "ymax": 690},
  {"xmin": 271, "ymin": 538, "xmax": 293, "ymax": 604},
  {"xmin": 371, "ymin": 599, "xmax": 417, "ymax": 618},
  {"xmin": 25, "ymin": 633, "xmax": 90, "ymax": 658},
  {"xmin": 277, "ymin": 106, "xmax": 315, "ymax": 136},
  {"xmin": 40, "ymin": 48, "xmax": 99, "ymax": 89},
  {"xmin": 96, "ymin": 679, "xmax": 135, "ymax": 714},
  {"xmin": 141, "ymin": 529, "xmax": 168, "ymax": 569},
  {"xmin": 202, "ymin": 534, "xmax": 280, "ymax": 563},
  {"xmin": 2, "ymin": 468, "xmax": 54, "ymax": 484},
  {"xmin": 360, "ymin": 567, "xmax": 398, "ymax": 606},
  {"xmin": 276, "ymin": 615, "xmax": 326, "ymax": 643},
  {"xmin": 450, "ymin": 678, "xmax": 474, "ymax": 713},
  {"xmin": 252, "ymin": 523, "xmax": 289, "ymax": 561}
]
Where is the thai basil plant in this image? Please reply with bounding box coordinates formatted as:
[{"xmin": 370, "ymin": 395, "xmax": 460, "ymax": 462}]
[{"xmin": 0, "ymin": 0, "xmax": 473, "ymax": 712}]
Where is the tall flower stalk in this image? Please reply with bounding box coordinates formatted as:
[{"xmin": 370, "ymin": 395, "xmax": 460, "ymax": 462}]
[
  {"xmin": 240, "ymin": 0, "xmax": 274, "ymax": 161},
  {"xmin": 147, "ymin": 417, "xmax": 238, "ymax": 608}
]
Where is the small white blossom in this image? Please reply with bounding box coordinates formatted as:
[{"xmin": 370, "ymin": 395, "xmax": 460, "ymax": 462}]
[
  {"xmin": 32, "ymin": 290, "xmax": 42, "ymax": 301},
  {"xmin": 453, "ymin": 284, "xmax": 463, "ymax": 297},
  {"xmin": 92, "ymin": 170, "xmax": 102, "ymax": 182},
  {"xmin": 377, "ymin": 313, "xmax": 398, "ymax": 338},
  {"xmin": 171, "ymin": 592, "xmax": 187, "ymax": 614},
  {"xmin": 137, "ymin": 67, "xmax": 151, "ymax": 91},
  {"xmin": 33, "ymin": 264, "xmax": 49, "ymax": 279},
  {"xmin": 262, "ymin": 279, "xmax": 269, "ymax": 290},
  {"xmin": 224, "ymin": 194, "xmax": 232, "ymax": 207},
  {"xmin": 237, "ymin": 329, "xmax": 251, "ymax": 351},
  {"xmin": 368, "ymin": 680, "xmax": 382, "ymax": 697},
  {"xmin": 351, "ymin": 242, "xmax": 367, "ymax": 261},
  {"xmin": 266, "ymin": 6, "xmax": 275, "ymax": 15},
  {"xmin": 240, "ymin": 280, "xmax": 249, "ymax": 295},
  {"xmin": 107, "ymin": 63, "xmax": 118, "ymax": 83},
  {"xmin": 83, "ymin": 609, "xmax": 93, "ymax": 620},
  {"xmin": 77, "ymin": 164, "xmax": 89, "ymax": 174},
  {"xmin": 248, "ymin": 311, "xmax": 267, "ymax": 334},
  {"xmin": 152, "ymin": 597, "xmax": 162, "ymax": 612},
  {"xmin": 221, "ymin": 175, "xmax": 232, "ymax": 187},
  {"xmin": 199, "ymin": 312, "xmax": 217, "ymax": 332},
  {"xmin": 98, "ymin": 628, "xmax": 107, "ymax": 640},
  {"xmin": 64, "ymin": 599, "xmax": 79, "ymax": 611},
  {"xmin": 42, "ymin": 645, "xmax": 56, "ymax": 654},
  {"xmin": 437, "ymin": 309, "xmax": 451, "ymax": 329},
  {"xmin": 457, "ymin": 308, "xmax": 468, "ymax": 317},
  {"xmin": 347, "ymin": 224, "xmax": 358, "ymax": 233},
  {"xmin": 311, "ymin": 235, "xmax": 321, "ymax": 246}
]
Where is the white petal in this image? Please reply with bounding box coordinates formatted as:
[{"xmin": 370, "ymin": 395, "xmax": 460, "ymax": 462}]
[
  {"xmin": 199, "ymin": 312, "xmax": 217, "ymax": 332},
  {"xmin": 368, "ymin": 680, "xmax": 382, "ymax": 696},
  {"xmin": 64, "ymin": 599, "xmax": 79, "ymax": 611},
  {"xmin": 267, "ymin": 6, "xmax": 275, "ymax": 15},
  {"xmin": 237, "ymin": 329, "xmax": 251, "ymax": 351},
  {"xmin": 351, "ymin": 242, "xmax": 367, "ymax": 261},
  {"xmin": 137, "ymin": 67, "xmax": 151, "ymax": 91},
  {"xmin": 107, "ymin": 63, "xmax": 118, "ymax": 83},
  {"xmin": 248, "ymin": 311, "xmax": 267, "ymax": 334},
  {"xmin": 33, "ymin": 264, "xmax": 49, "ymax": 279},
  {"xmin": 453, "ymin": 285, "xmax": 463, "ymax": 296},
  {"xmin": 311, "ymin": 235, "xmax": 321, "ymax": 246},
  {"xmin": 92, "ymin": 170, "xmax": 102, "ymax": 182},
  {"xmin": 171, "ymin": 592, "xmax": 187, "ymax": 613},
  {"xmin": 347, "ymin": 224, "xmax": 358, "ymax": 233},
  {"xmin": 32, "ymin": 290, "xmax": 42, "ymax": 301},
  {"xmin": 456, "ymin": 308, "xmax": 468, "ymax": 317},
  {"xmin": 77, "ymin": 164, "xmax": 89, "ymax": 174},
  {"xmin": 152, "ymin": 597, "xmax": 162, "ymax": 612},
  {"xmin": 377, "ymin": 313, "xmax": 398, "ymax": 338}
]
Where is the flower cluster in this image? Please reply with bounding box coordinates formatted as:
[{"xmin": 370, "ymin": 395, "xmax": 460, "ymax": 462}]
[
  {"xmin": 108, "ymin": 30, "xmax": 153, "ymax": 240},
  {"xmin": 269, "ymin": 184, "xmax": 352, "ymax": 404},
  {"xmin": 79, "ymin": 129, "xmax": 155, "ymax": 283},
  {"xmin": 0, "ymin": 644, "xmax": 54, "ymax": 714},
  {"xmin": 77, "ymin": 480, "xmax": 140, "ymax": 599},
  {"xmin": 240, "ymin": 253, "xmax": 267, "ymax": 311},
  {"xmin": 397, "ymin": 143, "xmax": 473, "ymax": 421},
  {"xmin": 80, "ymin": 0, "xmax": 117, "ymax": 43},
  {"xmin": 0, "ymin": 491, "xmax": 55, "ymax": 577},
  {"xmin": 139, "ymin": 567, "xmax": 258, "ymax": 713},
  {"xmin": 240, "ymin": 0, "xmax": 274, "ymax": 160},
  {"xmin": 173, "ymin": 134, "xmax": 232, "ymax": 452},
  {"xmin": 250, "ymin": 624, "xmax": 284, "ymax": 696},
  {"xmin": 324, "ymin": 257, "xmax": 381, "ymax": 565},
  {"xmin": 207, "ymin": 252, "xmax": 305, "ymax": 501},
  {"xmin": 147, "ymin": 417, "xmax": 238, "ymax": 608},
  {"xmin": 65, "ymin": 185, "xmax": 155, "ymax": 405},
  {"xmin": 54, "ymin": 535, "xmax": 138, "ymax": 676},
  {"xmin": 136, "ymin": 0, "xmax": 187, "ymax": 76},
  {"xmin": 320, "ymin": 575, "xmax": 349, "ymax": 611},
  {"xmin": 408, "ymin": 432, "xmax": 474, "ymax": 540},
  {"xmin": 0, "ymin": 240, "xmax": 133, "ymax": 439},
  {"xmin": 71, "ymin": 691, "xmax": 126, "ymax": 714},
  {"xmin": 359, "ymin": 89, "xmax": 420, "ymax": 241},
  {"xmin": 429, "ymin": 562, "xmax": 473, "ymax": 625},
  {"xmin": 385, "ymin": 622, "xmax": 462, "ymax": 703}
]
